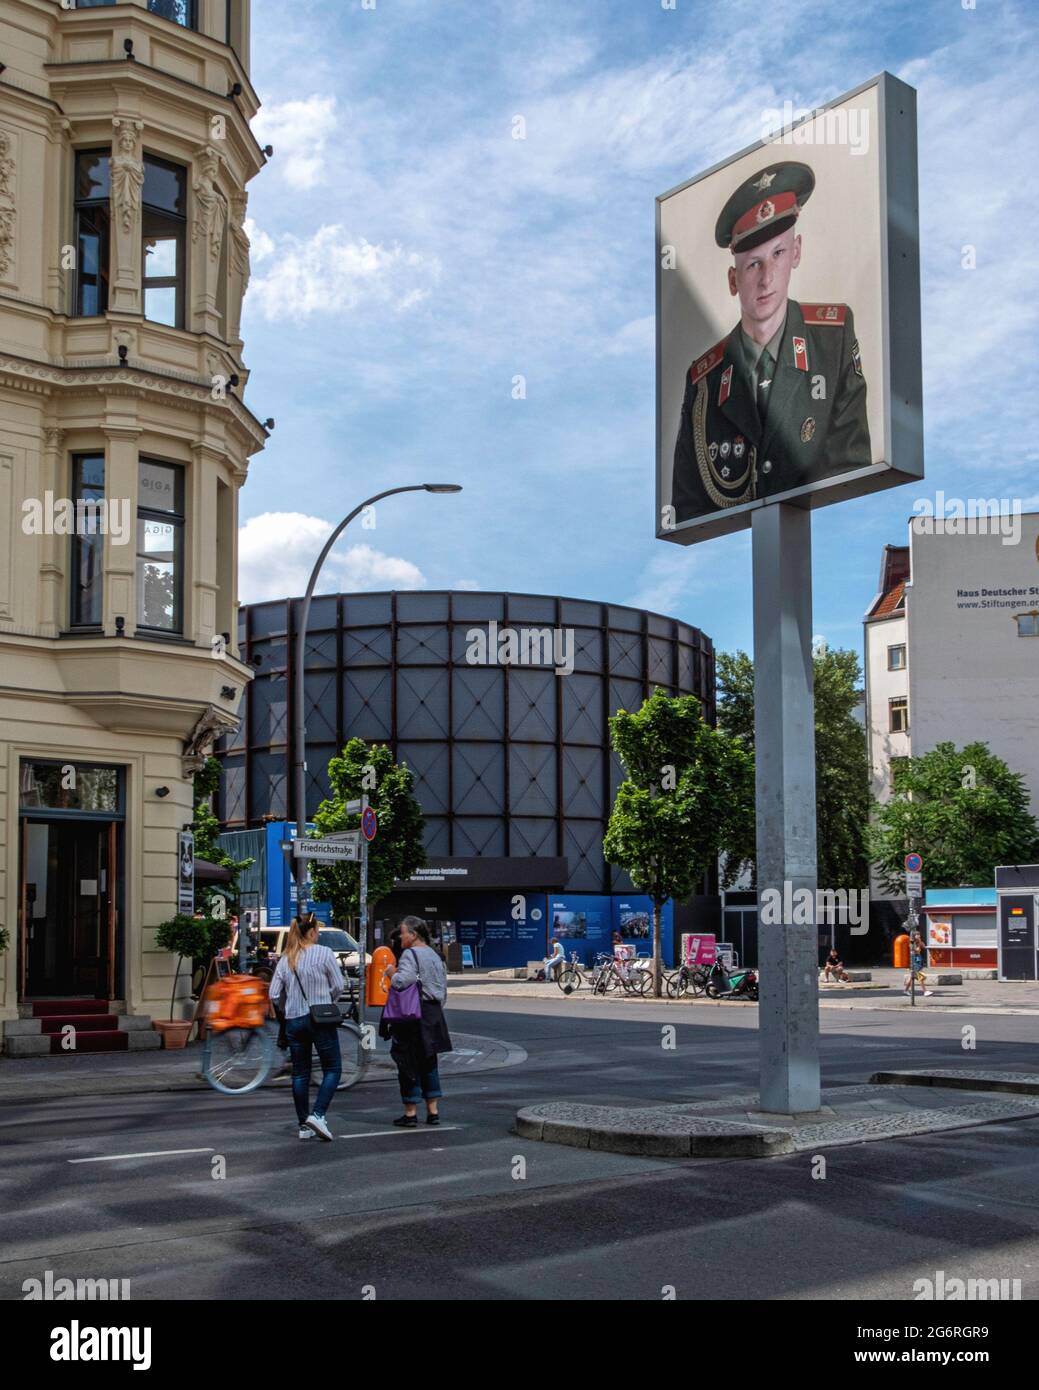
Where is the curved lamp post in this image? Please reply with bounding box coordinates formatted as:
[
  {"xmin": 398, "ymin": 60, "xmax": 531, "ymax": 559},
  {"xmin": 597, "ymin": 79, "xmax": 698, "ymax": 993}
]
[{"xmin": 292, "ymin": 484, "xmax": 462, "ymax": 917}]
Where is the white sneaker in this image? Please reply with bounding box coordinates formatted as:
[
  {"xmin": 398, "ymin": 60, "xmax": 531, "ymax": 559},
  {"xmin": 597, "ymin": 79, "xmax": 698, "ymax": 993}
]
[
  {"xmin": 923, "ymin": 990, "xmax": 934, "ymax": 997},
  {"xmin": 305, "ymin": 1113, "xmax": 333, "ymax": 1141},
  {"xmin": 298, "ymin": 1126, "xmax": 315, "ymax": 1140}
]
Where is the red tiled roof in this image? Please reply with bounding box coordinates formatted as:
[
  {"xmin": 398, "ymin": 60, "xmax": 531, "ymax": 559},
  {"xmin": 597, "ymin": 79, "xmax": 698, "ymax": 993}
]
[{"xmin": 873, "ymin": 579, "xmax": 905, "ymax": 617}]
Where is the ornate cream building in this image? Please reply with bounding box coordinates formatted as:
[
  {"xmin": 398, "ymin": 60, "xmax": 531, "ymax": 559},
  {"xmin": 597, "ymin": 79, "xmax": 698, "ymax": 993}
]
[{"xmin": 0, "ymin": 0, "xmax": 265, "ymax": 1051}]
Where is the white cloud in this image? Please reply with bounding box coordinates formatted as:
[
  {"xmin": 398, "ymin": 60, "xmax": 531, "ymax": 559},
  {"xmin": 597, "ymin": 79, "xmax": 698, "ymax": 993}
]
[
  {"xmin": 246, "ymin": 225, "xmax": 441, "ymax": 322},
  {"xmin": 251, "ymin": 95, "xmax": 338, "ymax": 190},
  {"xmin": 243, "ymin": 217, "xmax": 275, "ymax": 262},
  {"xmin": 600, "ymin": 314, "xmax": 654, "ymax": 358},
  {"xmin": 239, "ymin": 512, "xmax": 426, "ymax": 603}
]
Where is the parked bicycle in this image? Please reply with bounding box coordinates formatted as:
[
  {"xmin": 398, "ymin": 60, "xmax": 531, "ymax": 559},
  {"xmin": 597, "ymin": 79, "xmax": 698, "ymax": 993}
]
[
  {"xmin": 666, "ymin": 962, "xmax": 710, "ymax": 998},
  {"xmin": 556, "ymin": 951, "xmax": 585, "ymax": 994},
  {"xmin": 591, "ymin": 953, "xmax": 654, "ymax": 997}
]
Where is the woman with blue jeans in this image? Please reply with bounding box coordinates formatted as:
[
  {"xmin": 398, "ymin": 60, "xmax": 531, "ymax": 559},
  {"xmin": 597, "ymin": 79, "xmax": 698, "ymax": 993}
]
[
  {"xmin": 379, "ymin": 916, "xmax": 452, "ymax": 1127},
  {"xmin": 269, "ymin": 914, "xmax": 344, "ymax": 1140}
]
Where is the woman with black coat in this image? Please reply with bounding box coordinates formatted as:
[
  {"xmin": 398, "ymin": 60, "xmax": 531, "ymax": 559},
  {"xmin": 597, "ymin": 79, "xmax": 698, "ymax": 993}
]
[{"xmin": 378, "ymin": 915, "xmax": 452, "ymax": 1127}]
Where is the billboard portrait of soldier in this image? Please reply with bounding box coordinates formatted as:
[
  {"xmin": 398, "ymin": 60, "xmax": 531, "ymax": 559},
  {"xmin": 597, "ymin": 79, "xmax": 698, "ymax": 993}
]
[
  {"xmin": 657, "ymin": 73, "xmax": 922, "ymax": 544},
  {"xmin": 671, "ymin": 160, "xmax": 871, "ymax": 522}
]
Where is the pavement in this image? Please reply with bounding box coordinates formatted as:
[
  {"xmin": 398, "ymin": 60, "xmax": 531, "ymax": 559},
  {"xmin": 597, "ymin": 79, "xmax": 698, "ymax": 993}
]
[
  {"xmin": 0, "ymin": 1026, "xmax": 526, "ymax": 1101},
  {"xmin": 449, "ymin": 966, "xmax": 1039, "ymax": 1014},
  {"xmin": 517, "ymin": 1071, "xmax": 1039, "ymax": 1158}
]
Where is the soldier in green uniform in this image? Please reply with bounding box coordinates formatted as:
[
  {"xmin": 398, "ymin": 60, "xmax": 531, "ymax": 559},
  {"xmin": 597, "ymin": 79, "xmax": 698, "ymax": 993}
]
[{"xmin": 670, "ymin": 160, "xmax": 871, "ymax": 524}]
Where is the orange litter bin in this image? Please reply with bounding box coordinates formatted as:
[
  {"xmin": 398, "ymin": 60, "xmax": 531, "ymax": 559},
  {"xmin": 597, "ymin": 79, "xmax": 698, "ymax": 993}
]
[
  {"xmin": 367, "ymin": 945, "xmax": 395, "ymax": 1007},
  {"xmin": 892, "ymin": 933, "xmax": 910, "ymax": 970}
]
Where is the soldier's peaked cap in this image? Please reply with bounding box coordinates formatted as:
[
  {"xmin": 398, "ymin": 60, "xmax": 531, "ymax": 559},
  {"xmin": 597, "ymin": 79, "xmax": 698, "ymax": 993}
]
[{"xmin": 715, "ymin": 160, "xmax": 815, "ymax": 253}]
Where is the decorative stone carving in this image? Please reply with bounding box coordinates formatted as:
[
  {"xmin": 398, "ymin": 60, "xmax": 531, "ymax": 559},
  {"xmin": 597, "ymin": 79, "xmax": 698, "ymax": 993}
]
[
  {"xmin": 192, "ymin": 144, "xmax": 223, "ymax": 246},
  {"xmin": 182, "ymin": 706, "xmax": 240, "ymax": 778},
  {"xmin": 111, "ymin": 119, "xmax": 144, "ymax": 234},
  {"xmin": 227, "ymin": 190, "xmax": 251, "ymax": 344},
  {"xmin": 0, "ymin": 128, "xmax": 16, "ymax": 282}
]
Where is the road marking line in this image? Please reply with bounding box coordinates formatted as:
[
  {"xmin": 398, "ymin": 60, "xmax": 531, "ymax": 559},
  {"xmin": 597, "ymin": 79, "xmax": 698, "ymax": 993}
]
[
  {"xmin": 335, "ymin": 1126, "xmax": 461, "ymax": 1140},
  {"xmin": 68, "ymin": 1147, "xmax": 215, "ymax": 1164}
]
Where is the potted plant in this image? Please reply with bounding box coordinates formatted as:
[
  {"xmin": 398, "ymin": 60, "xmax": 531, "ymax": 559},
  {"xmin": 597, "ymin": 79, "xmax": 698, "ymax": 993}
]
[{"xmin": 154, "ymin": 914, "xmax": 214, "ymax": 1047}]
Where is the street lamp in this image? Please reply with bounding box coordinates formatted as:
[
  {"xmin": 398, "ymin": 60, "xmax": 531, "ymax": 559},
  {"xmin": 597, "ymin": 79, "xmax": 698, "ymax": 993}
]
[{"xmin": 292, "ymin": 484, "xmax": 463, "ymax": 917}]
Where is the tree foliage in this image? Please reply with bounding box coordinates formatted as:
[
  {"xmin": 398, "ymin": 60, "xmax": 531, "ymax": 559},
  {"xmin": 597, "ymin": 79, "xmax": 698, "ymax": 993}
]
[
  {"xmin": 191, "ymin": 756, "xmax": 251, "ymax": 916},
  {"xmin": 309, "ymin": 739, "xmax": 426, "ymax": 922},
  {"xmin": 603, "ymin": 689, "xmax": 754, "ymax": 994},
  {"xmin": 868, "ymin": 741, "xmax": 1039, "ymax": 893},
  {"xmin": 716, "ymin": 647, "xmax": 871, "ymax": 889}
]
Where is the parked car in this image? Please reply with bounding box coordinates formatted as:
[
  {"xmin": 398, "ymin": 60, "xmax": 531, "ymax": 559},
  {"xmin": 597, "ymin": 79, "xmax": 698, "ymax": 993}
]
[{"xmin": 229, "ymin": 926, "xmax": 371, "ymax": 980}]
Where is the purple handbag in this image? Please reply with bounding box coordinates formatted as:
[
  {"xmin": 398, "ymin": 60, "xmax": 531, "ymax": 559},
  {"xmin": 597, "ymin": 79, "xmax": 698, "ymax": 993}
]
[{"xmin": 383, "ymin": 951, "xmax": 423, "ymax": 1021}]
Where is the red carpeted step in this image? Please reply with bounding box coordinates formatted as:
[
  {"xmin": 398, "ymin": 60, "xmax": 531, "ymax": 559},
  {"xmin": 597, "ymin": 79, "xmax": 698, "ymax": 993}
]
[
  {"xmin": 32, "ymin": 1000, "xmax": 109, "ymax": 1017},
  {"xmin": 39, "ymin": 1014, "xmax": 118, "ymax": 1034},
  {"xmin": 48, "ymin": 1029, "xmax": 128, "ymax": 1054}
]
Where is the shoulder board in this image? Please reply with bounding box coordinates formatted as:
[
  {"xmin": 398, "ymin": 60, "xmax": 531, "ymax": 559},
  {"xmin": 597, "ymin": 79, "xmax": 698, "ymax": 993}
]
[
  {"xmin": 688, "ymin": 340, "xmax": 727, "ymax": 385},
  {"xmin": 801, "ymin": 303, "xmax": 848, "ymax": 326}
]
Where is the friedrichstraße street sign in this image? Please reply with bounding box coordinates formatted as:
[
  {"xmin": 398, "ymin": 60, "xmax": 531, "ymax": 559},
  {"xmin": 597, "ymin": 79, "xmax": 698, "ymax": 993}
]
[
  {"xmin": 322, "ymin": 829, "xmax": 362, "ymax": 849},
  {"xmin": 293, "ymin": 837, "xmax": 360, "ymax": 862}
]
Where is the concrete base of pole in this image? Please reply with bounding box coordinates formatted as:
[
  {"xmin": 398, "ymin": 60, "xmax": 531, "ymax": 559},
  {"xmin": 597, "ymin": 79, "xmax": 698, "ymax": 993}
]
[{"xmin": 752, "ymin": 503, "xmax": 821, "ymax": 1114}]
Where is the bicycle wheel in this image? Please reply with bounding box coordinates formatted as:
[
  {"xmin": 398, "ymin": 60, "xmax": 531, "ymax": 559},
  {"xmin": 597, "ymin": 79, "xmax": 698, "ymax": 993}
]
[
  {"xmin": 690, "ymin": 969, "xmax": 708, "ymax": 996},
  {"xmin": 331, "ymin": 1021, "xmax": 371, "ymax": 1090},
  {"xmin": 557, "ymin": 967, "xmax": 583, "ymax": 995},
  {"xmin": 202, "ymin": 1025, "xmax": 275, "ymax": 1095},
  {"xmin": 666, "ymin": 971, "xmax": 688, "ymax": 999}
]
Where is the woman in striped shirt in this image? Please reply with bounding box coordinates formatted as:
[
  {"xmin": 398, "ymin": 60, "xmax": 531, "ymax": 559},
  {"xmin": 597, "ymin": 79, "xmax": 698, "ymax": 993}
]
[{"xmin": 269, "ymin": 914, "xmax": 344, "ymax": 1141}]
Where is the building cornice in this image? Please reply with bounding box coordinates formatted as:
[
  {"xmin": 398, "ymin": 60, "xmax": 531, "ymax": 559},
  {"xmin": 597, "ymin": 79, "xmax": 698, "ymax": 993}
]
[{"xmin": 0, "ymin": 351, "xmax": 268, "ymax": 455}]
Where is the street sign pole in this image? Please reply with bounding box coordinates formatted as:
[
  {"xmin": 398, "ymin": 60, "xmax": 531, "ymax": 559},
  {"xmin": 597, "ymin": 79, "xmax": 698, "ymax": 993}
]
[
  {"xmin": 357, "ymin": 793, "xmax": 369, "ymax": 1029},
  {"xmin": 905, "ymin": 854, "xmax": 924, "ymax": 1008},
  {"xmin": 753, "ymin": 503, "xmax": 821, "ymax": 1114}
]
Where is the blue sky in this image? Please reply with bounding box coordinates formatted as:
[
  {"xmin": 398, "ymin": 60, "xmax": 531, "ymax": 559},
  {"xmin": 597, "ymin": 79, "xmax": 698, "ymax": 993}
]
[{"xmin": 238, "ymin": 0, "xmax": 1039, "ymax": 663}]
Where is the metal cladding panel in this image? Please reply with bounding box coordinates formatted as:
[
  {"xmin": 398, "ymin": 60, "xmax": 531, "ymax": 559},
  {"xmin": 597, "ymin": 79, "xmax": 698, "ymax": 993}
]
[
  {"xmin": 647, "ymin": 612, "xmax": 673, "ymax": 639},
  {"xmin": 251, "ymin": 676, "xmax": 289, "ymax": 745},
  {"xmin": 454, "ymin": 818, "xmax": 506, "ymax": 856},
  {"xmin": 509, "ymin": 744, "xmax": 556, "ymax": 816},
  {"xmin": 677, "ymin": 643, "xmax": 696, "ymax": 691},
  {"xmin": 306, "ymin": 749, "xmax": 334, "ymax": 810},
  {"xmin": 397, "ymin": 623, "xmax": 450, "ymax": 665},
  {"xmin": 510, "ymin": 818, "xmax": 557, "ymax": 857},
  {"xmin": 304, "ymin": 672, "xmax": 337, "ymax": 742},
  {"xmin": 249, "ymin": 751, "xmax": 288, "ymax": 821},
  {"xmin": 396, "ymin": 668, "xmax": 450, "ymax": 738},
  {"xmin": 565, "ymin": 820, "xmax": 607, "ymax": 890},
  {"xmin": 343, "ymin": 669, "xmax": 393, "ymax": 740},
  {"xmin": 399, "ymin": 592, "xmax": 449, "ymax": 622},
  {"xmin": 608, "ymin": 605, "xmax": 642, "ymax": 632},
  {"xmin": 252, "ymin": 637, "xmax": 288, "ymax": 672},
  {"xmin": 560, "ymin": 598, "xmax": 602, "ymax": 627},
  {"xmin": 507, "ymin": 594, "xmax": 557, "ymax": 623},
  {"xmin": 342, "ymin": 593, "xmax": 392, "ymax": 625},
  {"xmin": 303, "ymin": 629, "xmax": 337, "ymax": 669},
  {"xmin": 398, "ymin": 742, "xmax": 450, "ymax": 815},
  {"xmin": 423, "ymin": 817, "xmax": 451, "ymax": 856},
  {"xmin": 571, "ymin": 627, "xmax": 603, "ymax": 673},
  {"xmin": 609, "ymin": 677, "xmax": 643, "ymax": 717},
  {"xmin": 222, "ymin": 759, "xmax": 246, "ymax": 822},
  {"xmin": 453, "ymin": 743, "xmax": 506, "ymax": 815},
  {"xmin": 648, "ymin": 636, "xmax": 673, "ymax": 685},
  {"xmin": 306, "ymin": 595, "xmax": 338, "ymax": 630},
  {"xmin": 343, "ymin": 626, "xmax": 392, "ymax": 666},
  {"xmin": 251, "ymin": 603, "xmax": 288, "ymax": 639},
  {"xmin": 562, "ymin": 745, "xmax": 603, "ymax": 818},
  {"xmin": 609, "ymin": 630, "xmax": 642, "ymax": 679},
  {"xmin": 452, "ymin": 666, "xmax": 504, "ymax": 738},
  {"xmin": 561, "ymin": 674, "xmax": 603, "ymax": 744},
  {"xmin": 508, "ymin": 668, "xmax": 557, "ymax": 740},
  {"xmin": 452, "ymin": 592, "xmax": 505, "ymax": 622}
]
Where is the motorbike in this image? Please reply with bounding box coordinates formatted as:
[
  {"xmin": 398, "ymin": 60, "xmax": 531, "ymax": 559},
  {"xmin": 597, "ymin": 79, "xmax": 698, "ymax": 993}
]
[{"xmin": 703, "ymin": 960, "xmax": 758, "ymax": 1001}]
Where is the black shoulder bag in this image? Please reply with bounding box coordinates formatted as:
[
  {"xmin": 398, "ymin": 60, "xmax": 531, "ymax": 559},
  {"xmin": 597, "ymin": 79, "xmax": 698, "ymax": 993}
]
[{"xmin": 292, "ymin": 958, "xmax": 342, "ymax": 1027}]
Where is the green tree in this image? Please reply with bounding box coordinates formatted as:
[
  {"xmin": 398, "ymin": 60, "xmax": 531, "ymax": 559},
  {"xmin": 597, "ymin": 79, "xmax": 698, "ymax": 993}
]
[
  {"xmin": 190, "ymin": 756, "xmax": 251, "ymax": 921},
  {"xmin": 309, "ymin": 739, "xmax": 426, "ymax": 925},
  {"xmin": 716, "ymin": 647, "xmax": 871, "ymax": 889},
  {"xmin": 868, "ymin": 741, "xmax": 1039, "ymax": 893},
  {"xmin": 603, "ymin": 688, "xmax": 754, "ymax": 996}
]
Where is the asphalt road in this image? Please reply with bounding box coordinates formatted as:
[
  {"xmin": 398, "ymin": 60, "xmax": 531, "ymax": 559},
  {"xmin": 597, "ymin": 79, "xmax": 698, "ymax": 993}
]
[{"xmin": 2, "ymin": 995, "xmax": 1038, "ymax": 1301}]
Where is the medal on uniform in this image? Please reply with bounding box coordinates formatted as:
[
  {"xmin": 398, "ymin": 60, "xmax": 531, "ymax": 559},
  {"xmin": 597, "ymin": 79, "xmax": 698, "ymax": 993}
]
[
  {"xmin": 708, "ymin": 442, "xmax": 718, "ymax": 462},
  {"xmin": 800, "ymin": 417, "xmax": 816, "ymax": 443},
  {"xmin": 720, "ymin": 466, "xmax": 730, "ymax": 479},
  {"xmin": 718, "ymin": 364, "xmax": 733, "ymax": 406},
  {"xmin": 734, "ymin": 436, "xmax": 745, "ymax": 459},
  {"xmin": 792, "ymin": 336, "xmax": 808, "ymax": 372},
  {"xmin": 852, "ymin": 339, "xmax": 863, "ymax": 377},
  {"xmin": 720, "ymin": 440, "xmax": 731, "ymax": 459}
]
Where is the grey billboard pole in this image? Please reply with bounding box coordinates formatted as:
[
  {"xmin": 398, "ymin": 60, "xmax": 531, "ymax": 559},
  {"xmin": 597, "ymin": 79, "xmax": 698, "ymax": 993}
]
[{"xmin": 753, "ymin": 502, "xmax": 821, "ymax": 1113}]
